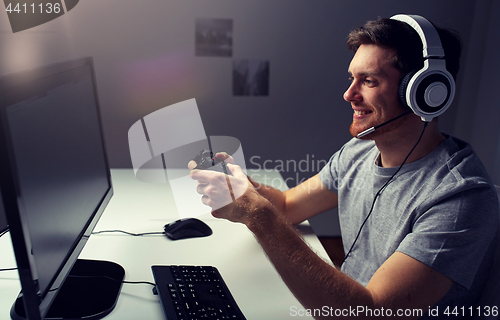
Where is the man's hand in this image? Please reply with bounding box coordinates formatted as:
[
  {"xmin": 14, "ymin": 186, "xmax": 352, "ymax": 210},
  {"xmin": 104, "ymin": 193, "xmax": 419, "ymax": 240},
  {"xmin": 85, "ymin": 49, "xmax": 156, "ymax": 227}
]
[
  {"xmin": 188, "ymin": 152, "xmax": 235, "ymax": 170},
  {"xmin": 189, "ymin": 153, "xmax": 260, "ymax": 223}
]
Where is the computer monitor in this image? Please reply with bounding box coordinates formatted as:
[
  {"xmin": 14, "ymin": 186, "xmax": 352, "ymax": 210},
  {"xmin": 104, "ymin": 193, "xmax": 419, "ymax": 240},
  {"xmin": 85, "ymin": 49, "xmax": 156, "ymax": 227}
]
[{"xmin": 0, "ymin": 57, "xmax": 124, "ymax": 320}]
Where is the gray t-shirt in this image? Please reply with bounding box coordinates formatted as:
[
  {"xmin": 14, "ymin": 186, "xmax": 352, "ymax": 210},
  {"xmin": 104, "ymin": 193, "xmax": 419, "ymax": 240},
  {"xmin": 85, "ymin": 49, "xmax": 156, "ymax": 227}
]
[{"xmin": 319, "ymin": 135, "xmax": 499, "ymax": 318}]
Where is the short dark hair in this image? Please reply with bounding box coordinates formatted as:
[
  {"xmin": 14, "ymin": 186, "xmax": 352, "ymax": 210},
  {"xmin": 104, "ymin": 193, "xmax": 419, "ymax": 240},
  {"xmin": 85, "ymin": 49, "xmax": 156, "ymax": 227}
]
[{"xmin": 346, "ymin": 17, "xmax": 462, "ymax": 80}]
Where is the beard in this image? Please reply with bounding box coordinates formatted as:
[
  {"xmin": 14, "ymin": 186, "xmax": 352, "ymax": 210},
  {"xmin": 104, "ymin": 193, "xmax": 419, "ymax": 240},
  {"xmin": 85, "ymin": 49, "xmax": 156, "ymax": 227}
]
[
  {"xmin": 349, "ymin": 111, "xmax": 411, "ymax": 139},
  {"xmin": 349, "ymin": 121, "xmax": 368, "ymax": 139}
]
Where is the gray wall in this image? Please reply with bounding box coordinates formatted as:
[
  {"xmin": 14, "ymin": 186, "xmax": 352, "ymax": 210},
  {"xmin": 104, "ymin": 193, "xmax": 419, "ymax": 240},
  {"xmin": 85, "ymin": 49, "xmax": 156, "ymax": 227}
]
[
  {"xmin": 454, "ymin": 0, "xmax": 500, "ymax": 185},
  {"xmin": 1, "ymin": 0, "xmax": 499, "ymax": 236}
]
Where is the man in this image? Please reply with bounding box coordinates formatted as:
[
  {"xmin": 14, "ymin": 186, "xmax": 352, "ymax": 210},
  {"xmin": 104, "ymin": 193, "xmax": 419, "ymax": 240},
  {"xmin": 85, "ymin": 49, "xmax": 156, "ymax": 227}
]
[{"xmin": 190, "ymin": 16, "xmax": 499, "ymax": 319}]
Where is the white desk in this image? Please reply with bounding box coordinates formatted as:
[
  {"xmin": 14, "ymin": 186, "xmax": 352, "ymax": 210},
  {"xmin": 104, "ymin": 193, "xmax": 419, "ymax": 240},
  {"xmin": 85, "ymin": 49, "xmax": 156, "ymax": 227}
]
[{"xmin": 0, "ymin": 169, "xmax": 331, "ymax": 320}]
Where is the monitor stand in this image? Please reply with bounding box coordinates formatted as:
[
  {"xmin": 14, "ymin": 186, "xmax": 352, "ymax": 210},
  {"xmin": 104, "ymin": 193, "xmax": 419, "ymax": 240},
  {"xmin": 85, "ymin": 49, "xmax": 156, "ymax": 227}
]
[{"xmin": 11, "ymin": 259, "xmax": 125, "ymax": 320}]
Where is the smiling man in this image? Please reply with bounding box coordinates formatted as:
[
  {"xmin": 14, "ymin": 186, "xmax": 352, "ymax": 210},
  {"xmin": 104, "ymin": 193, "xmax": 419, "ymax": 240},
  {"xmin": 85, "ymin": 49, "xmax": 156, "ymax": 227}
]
[
  {"xmin": 345, "ymin": 43, "xmax": 446, "ymax": 168},
  {"xmin": 190, "ymin": 16, "xmax": 499, "ymax": 319}
]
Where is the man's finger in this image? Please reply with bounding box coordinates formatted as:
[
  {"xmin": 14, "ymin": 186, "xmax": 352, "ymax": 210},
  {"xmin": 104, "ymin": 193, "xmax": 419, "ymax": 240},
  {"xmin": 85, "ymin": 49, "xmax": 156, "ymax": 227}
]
[
  {"xmin": 226, "ymin": 163, "xmax": 245, "ymax": 178},
  {"xmin": 188, "ymin": 160, "xmax": 197, "ymax": 170},
  {"xmin": 215, "ymin": 152, "xmax": 235, "ymax": 165}
]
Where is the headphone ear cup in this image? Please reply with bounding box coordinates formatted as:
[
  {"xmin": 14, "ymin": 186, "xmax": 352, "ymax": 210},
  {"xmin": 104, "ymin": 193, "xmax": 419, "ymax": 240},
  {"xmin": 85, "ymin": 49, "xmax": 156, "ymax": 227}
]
[{"xmin": 398, "ymin": 71, "xmax": 416, "ymax": 110}]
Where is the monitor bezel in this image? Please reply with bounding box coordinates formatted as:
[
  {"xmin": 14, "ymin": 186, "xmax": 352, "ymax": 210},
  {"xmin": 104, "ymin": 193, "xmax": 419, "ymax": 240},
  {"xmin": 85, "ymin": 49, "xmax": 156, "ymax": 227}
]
[
  {"xmin": 0, "ymin": 57, "xmax": 114, "ymax": 320},
  {"xmin": 0, "ymin": 190, "xmax": 8, "ymax": 234}
]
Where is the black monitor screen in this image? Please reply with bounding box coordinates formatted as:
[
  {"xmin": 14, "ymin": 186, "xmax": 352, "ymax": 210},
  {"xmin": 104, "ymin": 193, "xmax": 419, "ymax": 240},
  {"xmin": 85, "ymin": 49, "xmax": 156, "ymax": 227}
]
[
  {"xmin": 0, "ymin": 58, "xmax": 120, "ymax": 320},
  {"xmin": 7, "ymin": 62, "xmax": 109, "ymax": 291}
]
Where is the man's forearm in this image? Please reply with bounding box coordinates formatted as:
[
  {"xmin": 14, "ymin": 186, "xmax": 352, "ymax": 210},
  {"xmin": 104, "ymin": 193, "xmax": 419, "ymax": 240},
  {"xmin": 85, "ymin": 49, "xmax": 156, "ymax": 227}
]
[
  {"xmin": 245, "ymin": 203, "xmax": 376, "ymax": 318},
  {"xmin": 247, "ymin": 174, "xmax": 338, "ymax": 225},
  {"xmin": 247, "ymin": 176, "xmax": 287, "ymax": 212}
]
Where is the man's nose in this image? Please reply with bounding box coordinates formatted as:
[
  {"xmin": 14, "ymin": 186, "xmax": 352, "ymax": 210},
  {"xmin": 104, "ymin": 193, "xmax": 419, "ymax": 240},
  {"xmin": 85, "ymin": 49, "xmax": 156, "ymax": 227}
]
[{"xmin": 343, "ymin": 82, "xmax": 360, "ymax": 102}]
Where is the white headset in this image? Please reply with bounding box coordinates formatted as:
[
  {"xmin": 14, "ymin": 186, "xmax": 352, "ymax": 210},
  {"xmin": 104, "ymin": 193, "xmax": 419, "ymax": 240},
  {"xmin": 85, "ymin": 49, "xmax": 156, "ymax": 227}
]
[{"xmin": 391, "ymin": 14, "xmax": 456, "ymax": 122}]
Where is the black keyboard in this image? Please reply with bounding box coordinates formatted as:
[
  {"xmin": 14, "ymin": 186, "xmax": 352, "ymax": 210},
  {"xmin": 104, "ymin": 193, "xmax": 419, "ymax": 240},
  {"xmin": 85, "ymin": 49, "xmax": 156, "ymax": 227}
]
[{"xmin": 152, "ymin": 265, "xmax": 246, "ymax": 320}]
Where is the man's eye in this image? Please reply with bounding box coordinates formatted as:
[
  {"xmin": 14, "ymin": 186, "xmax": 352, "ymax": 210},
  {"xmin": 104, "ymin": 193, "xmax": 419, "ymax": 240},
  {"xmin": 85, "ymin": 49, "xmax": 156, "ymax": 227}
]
[{"xmin": 348, "ymin": 76, "xmax": 354, "ymax": 82}]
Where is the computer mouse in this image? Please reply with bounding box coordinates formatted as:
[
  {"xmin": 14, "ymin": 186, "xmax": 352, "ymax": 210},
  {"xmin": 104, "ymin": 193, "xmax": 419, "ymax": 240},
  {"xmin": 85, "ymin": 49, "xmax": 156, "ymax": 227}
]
[{"xmin": 164, "ymin": 218, "xmax": 212, "ymax": 240}]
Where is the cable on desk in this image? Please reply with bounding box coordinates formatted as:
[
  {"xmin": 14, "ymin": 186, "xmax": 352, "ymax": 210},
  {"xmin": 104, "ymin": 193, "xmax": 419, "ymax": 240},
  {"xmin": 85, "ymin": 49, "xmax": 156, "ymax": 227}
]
[
  {"xmin": 35, "ymin": 275, "xmax": 156, "ymax": 295},
  {"xmin": 0, "ymin": 267, "xmax": 17, "ymax": 272},
  {"xmin": 91, "ymin": 230, "xmax": 164, "ymax": 237},
  {"xmin": 68, "ymin": 274, "xmax": 156, "ymax": 287},
  {"xmin": 0, "ymin": 227, "xmax": 9, "ymax": 238},
  {"xmin": 41, "ymin": 275, "xmax": 157, "ymax": 294}
]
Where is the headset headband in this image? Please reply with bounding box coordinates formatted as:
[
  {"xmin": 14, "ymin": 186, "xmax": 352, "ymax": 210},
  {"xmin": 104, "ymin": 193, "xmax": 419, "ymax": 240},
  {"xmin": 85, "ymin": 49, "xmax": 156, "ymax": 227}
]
[{"xmin": 391, "ymin": 14, "xmax": 444, "ymax": 58}]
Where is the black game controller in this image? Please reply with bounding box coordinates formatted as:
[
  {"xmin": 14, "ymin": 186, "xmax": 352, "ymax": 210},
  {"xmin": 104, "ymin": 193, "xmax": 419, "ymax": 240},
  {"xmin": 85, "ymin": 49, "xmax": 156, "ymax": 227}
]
[{"xmin": 193, "ymin": 150, "xmax": 231, "ymax": 175}]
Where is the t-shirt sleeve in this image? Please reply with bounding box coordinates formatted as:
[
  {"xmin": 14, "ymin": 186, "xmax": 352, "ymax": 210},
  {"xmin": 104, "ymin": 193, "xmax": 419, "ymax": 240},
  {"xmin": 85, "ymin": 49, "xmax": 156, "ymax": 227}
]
[{"xmin": 396, "ymin": 182, "xmax": 499, "ymax": 289}]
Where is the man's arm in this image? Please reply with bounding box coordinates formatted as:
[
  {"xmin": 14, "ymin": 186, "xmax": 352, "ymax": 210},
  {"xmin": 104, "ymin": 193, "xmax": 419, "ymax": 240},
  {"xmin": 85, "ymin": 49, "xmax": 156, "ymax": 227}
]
[
  {"xmin": 249, "ymin": 173, "xmax": 338, "ymax": 225},
  {"xmin": 220, "ymin": 188, "xmax": 453, "ymax": 319},
  {"xmin": 193, "ymin": 165, "xmax": 453, "ymax": 319}
]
